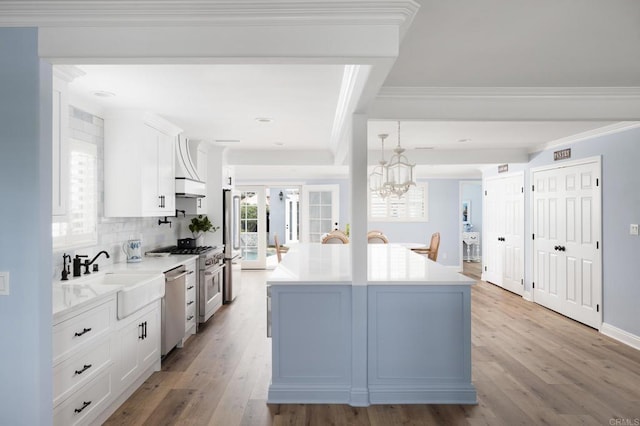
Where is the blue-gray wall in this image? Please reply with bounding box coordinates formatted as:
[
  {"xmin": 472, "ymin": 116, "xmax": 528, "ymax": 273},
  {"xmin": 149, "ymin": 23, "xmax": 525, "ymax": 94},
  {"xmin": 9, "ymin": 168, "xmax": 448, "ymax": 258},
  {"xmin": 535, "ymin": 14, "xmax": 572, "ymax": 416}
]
[
  {"xmin": 0, "ymin": 28, "xmax": 53, "ymax": 425},
  {"xmin": 461, "ymin": 181, "xmax": 483, "ymax": 256},
  {"xmin": 369, "ymin": 179, "xmax": 468, "ymax": 266},
  {"xmin": 484, "ymin": 126, "xmax": 640, "ymax": 337}
]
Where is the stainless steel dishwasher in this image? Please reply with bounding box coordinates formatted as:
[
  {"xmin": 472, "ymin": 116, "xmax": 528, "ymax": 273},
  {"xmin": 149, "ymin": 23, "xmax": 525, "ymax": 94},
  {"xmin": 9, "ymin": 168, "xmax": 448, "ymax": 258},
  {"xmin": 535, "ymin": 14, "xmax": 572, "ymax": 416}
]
[{"xmin": 162, "ymin": 265, "xmax": 187, "ymax": 356}]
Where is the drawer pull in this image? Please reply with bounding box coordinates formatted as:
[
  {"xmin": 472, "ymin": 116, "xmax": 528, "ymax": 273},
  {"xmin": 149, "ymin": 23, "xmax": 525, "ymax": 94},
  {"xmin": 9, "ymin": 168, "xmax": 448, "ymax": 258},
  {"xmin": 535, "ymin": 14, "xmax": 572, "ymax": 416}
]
[
  {"xmin": 187, "ymin": 315, "xmax": 194, "ymax": 321},
  {"xmin": 74, "ymin": 327, "xmax": 92, "ymax": 337},
  {"xmin": 187, "ymin": 301, "xmax": 194, "ymax": 306},
  {"xmin": 74, "ymin": 400, "xmax": 92, "ymax": 414},
  {"xmin": 74, "ymin": 364, "xmax": 92, "ymax": 375},
  {"xmin": 187, "ymin": 285, "xmax": 194, "ymax": 290}
]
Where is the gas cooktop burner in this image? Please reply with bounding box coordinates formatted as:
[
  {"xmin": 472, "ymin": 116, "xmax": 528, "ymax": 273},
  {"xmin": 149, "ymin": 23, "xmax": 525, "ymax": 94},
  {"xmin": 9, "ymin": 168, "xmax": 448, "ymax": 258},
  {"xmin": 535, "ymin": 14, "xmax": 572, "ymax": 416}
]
[{"xmin": 148, "ymin": 245, "xmax": 219, "ymax": 255}]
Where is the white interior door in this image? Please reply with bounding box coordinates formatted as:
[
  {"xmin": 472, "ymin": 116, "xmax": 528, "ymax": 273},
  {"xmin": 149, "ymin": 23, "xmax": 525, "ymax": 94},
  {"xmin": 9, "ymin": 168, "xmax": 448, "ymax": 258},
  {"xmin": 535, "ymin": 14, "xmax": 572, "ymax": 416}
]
[
  {"xmin": 502, "ymin": 175, "xmax": 524, "ymax": 295},
  {"xmin": 532, "ymin": 158, "xmax": 602, "ymax": 328},
  {"xmin": 482, "ymin": 174, "xmax": 524, "ymax": 295},
  {"xmin": 238, "ymin": 186, "xmax": 267, "ymax": 269},
  {"xmin": 483, "ymin": 178, "xmax": 502, "ymax": 285},
  {"xmin": 301, "ymin": 185, "xmax": 339, "ymax": 243}
]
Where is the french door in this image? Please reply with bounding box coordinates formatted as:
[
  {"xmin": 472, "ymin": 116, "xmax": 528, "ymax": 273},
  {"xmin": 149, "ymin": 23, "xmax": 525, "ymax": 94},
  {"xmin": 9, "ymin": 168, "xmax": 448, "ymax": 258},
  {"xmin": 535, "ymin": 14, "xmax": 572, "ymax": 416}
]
[
  {"xmin": 483, "ymin": 173, "xmax": 524, "ymax": 295},
  {"xmin": 237, "ymin": 186, "xmax": 267, "ymax": 269},
  {"xmin": 300, "ymin": 185, "xmax": 340, "ymax": 243},
  {"xmin": 532, "ymin": 158, "xmax": 602, "ymax": 329}
]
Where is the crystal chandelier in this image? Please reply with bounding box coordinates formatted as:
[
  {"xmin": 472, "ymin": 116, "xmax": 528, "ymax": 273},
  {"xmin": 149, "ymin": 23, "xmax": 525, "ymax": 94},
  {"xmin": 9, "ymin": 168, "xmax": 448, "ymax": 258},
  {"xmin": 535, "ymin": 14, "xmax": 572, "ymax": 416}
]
[
  {"xmin": 383, "ymin": 120, "xmax": 415, "ymax": 197},
  {"xmin": 369, "ymin": 133, "xmax": 391, "ymax": 198}
]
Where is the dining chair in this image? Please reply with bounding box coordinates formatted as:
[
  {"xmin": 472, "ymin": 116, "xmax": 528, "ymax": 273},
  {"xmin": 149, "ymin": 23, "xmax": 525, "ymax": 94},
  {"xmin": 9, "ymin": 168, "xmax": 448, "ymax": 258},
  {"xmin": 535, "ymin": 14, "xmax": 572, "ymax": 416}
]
[
  {"xmin": 274, "ymin": 233, "xmax": 283, "ymax": 263},
  {"xmin": 412, "ymin": 232, "xmax": 440, "ymax": 261},
  {"xmin": 321, "ymin": 233, "xmax": 350, "ymax": 244},
  {"xmin": 367, "ymin": 231, "xmax": 389, "ymax": 244}
]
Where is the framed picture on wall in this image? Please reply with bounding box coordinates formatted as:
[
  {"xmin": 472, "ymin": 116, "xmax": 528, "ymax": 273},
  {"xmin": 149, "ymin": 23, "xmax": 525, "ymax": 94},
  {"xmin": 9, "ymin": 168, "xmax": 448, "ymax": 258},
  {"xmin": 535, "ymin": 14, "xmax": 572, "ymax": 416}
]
[{"xmin": 462, "ymin": 200, "xmax": 471, "ymax": 224}]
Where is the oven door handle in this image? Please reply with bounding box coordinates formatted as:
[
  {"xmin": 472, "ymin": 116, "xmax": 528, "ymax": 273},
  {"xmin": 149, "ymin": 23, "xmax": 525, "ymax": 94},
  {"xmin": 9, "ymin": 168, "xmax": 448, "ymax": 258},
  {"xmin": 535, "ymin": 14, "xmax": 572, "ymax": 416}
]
[
  {"xmin": 204, "ymin": 266, "xmax": 225, "ymax": 276},
  {"xmin": 166, "ymin": 271, "xmax": 190, "ymax": 282}
]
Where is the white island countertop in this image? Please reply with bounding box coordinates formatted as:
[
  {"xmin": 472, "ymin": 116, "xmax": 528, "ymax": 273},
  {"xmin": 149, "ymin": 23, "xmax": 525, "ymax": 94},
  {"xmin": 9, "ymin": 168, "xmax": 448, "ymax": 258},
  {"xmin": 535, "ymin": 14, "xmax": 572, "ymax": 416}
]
[{"xmin": 267, "ymin": 243, "xmax": 474, "ymax": 286}]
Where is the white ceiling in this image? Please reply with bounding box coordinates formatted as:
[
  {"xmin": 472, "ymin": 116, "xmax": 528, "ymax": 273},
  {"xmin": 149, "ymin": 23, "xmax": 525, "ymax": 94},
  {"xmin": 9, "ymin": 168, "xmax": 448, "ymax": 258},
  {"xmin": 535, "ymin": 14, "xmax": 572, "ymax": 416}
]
[
  {"xmin": 386, "ymin": 0, "xmax": 640, "ymax": 87},
  {"xmin": 69, "ymin": 64, "xmax": 345, "ymax": 150}
]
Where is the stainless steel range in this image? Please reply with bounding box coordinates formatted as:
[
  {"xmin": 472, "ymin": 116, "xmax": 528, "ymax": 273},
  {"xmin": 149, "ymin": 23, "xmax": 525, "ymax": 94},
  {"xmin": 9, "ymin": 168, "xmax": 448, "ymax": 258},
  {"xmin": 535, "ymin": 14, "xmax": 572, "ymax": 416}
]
[
  {"xmin": 197, "ymin": 246, "xmax": 225, "ymax": 325},
  {"xmin": 147, "ymin": 245, "xmax": 224, "ymax": 327}
]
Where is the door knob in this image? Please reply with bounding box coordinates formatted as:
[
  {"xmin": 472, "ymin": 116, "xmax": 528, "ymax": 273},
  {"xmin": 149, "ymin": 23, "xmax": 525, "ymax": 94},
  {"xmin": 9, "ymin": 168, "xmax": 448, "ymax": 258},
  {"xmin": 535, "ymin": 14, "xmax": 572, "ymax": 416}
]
[{"xmin": 554, "ymin": 245, "xmax": 559, "ymax": 251}]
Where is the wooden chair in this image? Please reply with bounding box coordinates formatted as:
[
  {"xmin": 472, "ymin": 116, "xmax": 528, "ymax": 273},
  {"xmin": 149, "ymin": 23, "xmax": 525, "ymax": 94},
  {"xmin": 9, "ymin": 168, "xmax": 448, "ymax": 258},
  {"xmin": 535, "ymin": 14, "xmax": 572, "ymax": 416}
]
[
  {"xmin": 412, "ymin": 232, "xmax": 440, "ymax": 261},
  {"xmin": 321, "ymin": 233, "xmax": 350, "ymax": 244},
  {"xmin": 329, "ymin": 229, "xmax": 348, "ymax": 237},
  {"xmin": 367, "ymin": 231, "xmax": 389, "ymax": 244},
  {"xmin": 273, "ymin": 234, "xmax": 289, "ymax": 263}
]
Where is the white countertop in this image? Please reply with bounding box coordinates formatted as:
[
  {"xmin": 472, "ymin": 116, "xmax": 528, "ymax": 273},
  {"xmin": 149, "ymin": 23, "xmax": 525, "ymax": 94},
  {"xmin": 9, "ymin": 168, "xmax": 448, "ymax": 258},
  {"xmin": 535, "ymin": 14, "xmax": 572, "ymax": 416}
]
[
  {"xmin": 108, "ymin": 254, "xmax": 198, "ymax": 274},
  {"xmin": 267, "ymin": 243, "xmax": 474, "ymax": 286},
  {"xmin": 53, "ymin": 281, "xmax": 120, "ymax": 321},
  {"xmin": 52, "ymin": 253, "xmax": 199, "ymax": 320},
  {"xmin": 268, "ymin": 244, "xmax": 352, "ymax": 285}
]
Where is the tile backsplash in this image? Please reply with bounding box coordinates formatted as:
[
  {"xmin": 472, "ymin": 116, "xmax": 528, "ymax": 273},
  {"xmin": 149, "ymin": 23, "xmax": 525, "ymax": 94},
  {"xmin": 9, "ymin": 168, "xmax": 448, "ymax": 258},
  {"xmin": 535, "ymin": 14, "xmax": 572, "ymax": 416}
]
[{"xmin": 52, "ymin": 106, "xmax": 190, "ymax": 281}]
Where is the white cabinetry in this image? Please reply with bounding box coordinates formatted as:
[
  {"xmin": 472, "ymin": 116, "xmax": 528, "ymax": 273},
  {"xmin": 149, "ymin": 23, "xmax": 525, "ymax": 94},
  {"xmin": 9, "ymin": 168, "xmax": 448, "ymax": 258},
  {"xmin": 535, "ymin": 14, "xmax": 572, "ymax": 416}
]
[
  {"xmin": 53, "ymin": 296, "xmax": 117, "ymax": 426},
  {"xmin": 113, "ymin": 299, "xmax": 161, "ymax": 395},
  {"xmin": 184, "ymin": 259, "xmax": 197, "ymax": 340},
  {"xmin": 104, "ymin": 111, "xmax": 182, "ymax": 217}
]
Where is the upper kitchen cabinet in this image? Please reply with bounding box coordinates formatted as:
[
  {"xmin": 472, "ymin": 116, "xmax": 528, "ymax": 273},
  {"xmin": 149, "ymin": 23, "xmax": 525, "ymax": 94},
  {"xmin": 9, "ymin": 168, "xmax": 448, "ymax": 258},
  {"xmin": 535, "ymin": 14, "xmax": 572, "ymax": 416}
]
[{"xmin": 104, "ymin": 111, "xmax": 182, "ymax": 217}]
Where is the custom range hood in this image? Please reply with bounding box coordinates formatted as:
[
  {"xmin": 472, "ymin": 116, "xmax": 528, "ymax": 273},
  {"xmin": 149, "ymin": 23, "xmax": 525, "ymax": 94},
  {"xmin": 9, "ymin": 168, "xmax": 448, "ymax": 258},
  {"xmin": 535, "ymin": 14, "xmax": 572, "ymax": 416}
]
[{"xmin": 175, "ymin": 135, "xmax": 206, "ymax": 198}]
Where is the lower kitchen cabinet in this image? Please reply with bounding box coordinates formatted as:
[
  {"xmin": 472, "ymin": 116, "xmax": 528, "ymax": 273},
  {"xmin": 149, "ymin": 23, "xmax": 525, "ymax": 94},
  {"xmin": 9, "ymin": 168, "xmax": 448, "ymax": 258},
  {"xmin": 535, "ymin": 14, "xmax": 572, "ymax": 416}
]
[
  {"xmin": 52, "ymin": 296, "xmax": 117, "ymax": 426},
  {"xmin": 184, "ymin": 258, "xmax": 197, "ymax": 341},
  {"xmin": 53, "ymin": 369, "xmax": 114, "ymax": 426},
  {"xmin": 53, "ymin": 287, "xmax": 164, "ymax": 424},
  {"xmin": 113, "ymin": 299, "xmax": 161, "ymax": 395}
]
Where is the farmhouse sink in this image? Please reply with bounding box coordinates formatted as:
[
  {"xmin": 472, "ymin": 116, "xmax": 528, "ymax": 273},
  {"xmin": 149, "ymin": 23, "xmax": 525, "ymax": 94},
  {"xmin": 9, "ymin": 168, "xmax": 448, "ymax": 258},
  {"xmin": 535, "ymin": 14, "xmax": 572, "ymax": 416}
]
[{"xmin": 89, "ymin": 273, "xmax": 165, "ymax": 319}]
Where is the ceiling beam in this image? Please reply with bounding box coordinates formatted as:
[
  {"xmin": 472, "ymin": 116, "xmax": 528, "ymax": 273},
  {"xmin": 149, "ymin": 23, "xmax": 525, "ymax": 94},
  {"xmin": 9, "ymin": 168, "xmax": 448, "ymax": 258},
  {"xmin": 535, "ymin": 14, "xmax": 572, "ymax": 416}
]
[
  {"xmin": 370, "ymin": 87, "xmax": 640, "ymax": 121},
  {"xmin": 225, "ymin": 149, "xmax": 334, "ymax": 166},
  {"xmin": 368, "ymin": 148, "xmax": 529, "ymax": 165}
]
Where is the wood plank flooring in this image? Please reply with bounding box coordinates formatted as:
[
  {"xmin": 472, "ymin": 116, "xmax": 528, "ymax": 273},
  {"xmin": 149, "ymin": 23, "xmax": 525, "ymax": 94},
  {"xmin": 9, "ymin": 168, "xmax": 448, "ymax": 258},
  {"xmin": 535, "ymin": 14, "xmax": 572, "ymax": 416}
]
[{"xmin": 105, "ymin": 270, "xmax": 640, "ymax": 426}]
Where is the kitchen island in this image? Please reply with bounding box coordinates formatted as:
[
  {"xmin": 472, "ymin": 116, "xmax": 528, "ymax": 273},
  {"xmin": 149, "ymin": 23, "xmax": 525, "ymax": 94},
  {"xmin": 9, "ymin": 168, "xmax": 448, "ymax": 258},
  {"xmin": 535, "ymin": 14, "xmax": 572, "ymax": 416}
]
[{"xmin": 267, "ymin": 243, "xmax": 476, "ymax": 406}]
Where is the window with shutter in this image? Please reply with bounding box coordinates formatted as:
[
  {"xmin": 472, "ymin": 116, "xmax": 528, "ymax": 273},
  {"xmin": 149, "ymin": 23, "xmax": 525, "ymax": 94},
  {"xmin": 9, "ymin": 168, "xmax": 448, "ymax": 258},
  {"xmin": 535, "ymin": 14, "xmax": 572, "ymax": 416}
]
[
  {"xmin": 52, "ymin": 139, "xmax": 98, "ymax": 248},
  {"xmin": 368, "ymin": 183, "xmax": 428, "ymax": 222}
]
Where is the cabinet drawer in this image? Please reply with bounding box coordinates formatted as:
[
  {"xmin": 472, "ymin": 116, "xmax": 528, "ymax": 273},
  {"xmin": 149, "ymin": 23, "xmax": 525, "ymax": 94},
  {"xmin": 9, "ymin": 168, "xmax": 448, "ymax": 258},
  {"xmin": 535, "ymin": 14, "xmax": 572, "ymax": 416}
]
[
  {"xmin": 53, "ymin": 368, "xmax": 112, "ymax": 426},
  {"xmin": 53, "ymin": 338, "xmax": 112, "ymax": 406},
  {"xmin": 186, "ymin": 302, "xmax": 196, "ymax": 328},
  {"xmin": 186, "ymin": 270, "xmax": 196, "ymax": 286},
  {"xmin": 53, "ymin": 300, "xmax": 114, "ymax": 364}
]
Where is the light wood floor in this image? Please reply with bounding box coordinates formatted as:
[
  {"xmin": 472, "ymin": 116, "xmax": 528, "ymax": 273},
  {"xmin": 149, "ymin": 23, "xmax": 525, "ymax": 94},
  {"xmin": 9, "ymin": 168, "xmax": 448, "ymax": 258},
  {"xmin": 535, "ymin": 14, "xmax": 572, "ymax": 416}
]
[{"xmin": 105, "ymin": 270, "xmax": 640, "ymax": 426}]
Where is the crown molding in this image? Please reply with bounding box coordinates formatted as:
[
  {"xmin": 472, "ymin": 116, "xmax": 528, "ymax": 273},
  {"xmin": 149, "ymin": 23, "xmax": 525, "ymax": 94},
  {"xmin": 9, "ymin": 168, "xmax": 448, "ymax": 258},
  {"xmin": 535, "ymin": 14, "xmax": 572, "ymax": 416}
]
[
  {"xmin": 52, "ymin": 64, "xmax": 85, "ymax": 82},
  {"xmin": 378, "ymin": 86, "xmax": 640, "ymax": 99},
  {"xmin": 534, "ymin": 121, "xmax": 640, "ymax": 153},
  {"xmin": 0, "ymin": 1, "xmax": 419, "ymax": 30}
]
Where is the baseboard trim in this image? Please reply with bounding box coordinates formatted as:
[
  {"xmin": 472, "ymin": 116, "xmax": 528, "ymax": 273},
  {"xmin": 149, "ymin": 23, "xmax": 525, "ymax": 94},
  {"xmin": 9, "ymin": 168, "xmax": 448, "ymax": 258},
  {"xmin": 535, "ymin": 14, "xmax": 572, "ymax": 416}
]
[
  {"xmin": 600, "ymin": 322, "xmax": 640, "ymax": 351},
  {"xmin": 268, "ymin": 384, "xmax": 351, "ymax": 405},
  {"xmin": 368, "ymin": 384, "xmax": 477, "ymax": 405},
  {"xmin": 522, "ymin": 290, "xmax": 532, "ymax": 301},
  {"xmin": 349, "ymin": 387, "xmax": 370, "ymax": 407}
]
